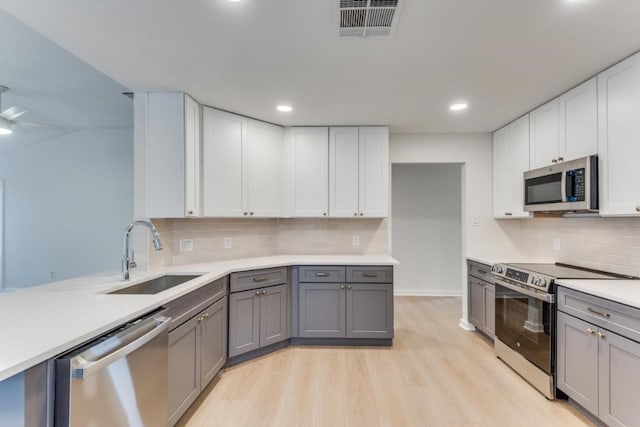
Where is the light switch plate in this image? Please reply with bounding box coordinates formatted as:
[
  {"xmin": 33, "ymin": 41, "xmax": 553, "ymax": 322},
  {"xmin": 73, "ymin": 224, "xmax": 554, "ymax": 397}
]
[
  {"xmin": 352, "ymin": 235, "xmax": 360, "ymax": 247},
  {"xmin": 472, "ymin": 217, "xmax": 480, "ymax": 227},
  {"xmin": 180, "ymin": 239, "xmax": 193, "ymax": 252},
  {"xmin": 224, "ymin": 237, "xmax": 232, "ymax": 249}
]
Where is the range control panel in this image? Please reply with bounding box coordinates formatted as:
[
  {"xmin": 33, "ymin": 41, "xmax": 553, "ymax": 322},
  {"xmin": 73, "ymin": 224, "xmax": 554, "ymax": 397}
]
[
  {"xmin": 505, "ymin": 268, "xmax": 529, "ymax": 283},
  {"xmin": 491, "ymin": 263, "xmax": 553, "ymax": 293}
]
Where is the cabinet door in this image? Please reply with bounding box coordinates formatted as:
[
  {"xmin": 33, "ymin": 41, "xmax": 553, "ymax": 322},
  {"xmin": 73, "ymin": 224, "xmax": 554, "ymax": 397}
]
[
  {"xmin": 184, "ymin": 95, "xmax": 201, "ymax": 217},
  {"xmin": 228, "ymin": 289, "xmax": 260, "ymax": 357},
  {"xmin": 358, "ymin": 127, "xmax": 389, "ymax": 217},
  {"xmin": 483, "ymin": 283, "xmax": 495, "ymax": 338},
  {"xmin": 510, "ymin": 115, "xmax": 531, "ymax": 218},
  {"xmin": 259, "ymin": 284, "xmax": 289, "ymax": 347},
  {"xmin": 556, "ymin": 312, "xmax": 599, "ymax": 415},
  {"xmin": 329, "ymin": 127, "xmax": 360, "ymax": 217},
  {"xmin": 298, "ymin": 283, "xmax": 346, "ymax": 338},
  {"xmin": 598, "ymin": 52, "xmax": 640, "ymax": 217},
  {"xmin": 468, "ymin": 278, "xmax": 484, "ymax": 329},
  {"xmin": 529, "ymin": 98, "xmax": 560, "ymax": 169},
  {"xmin": 168, "ymin": 314, "xmax": 200, "ymax": 426},
  {"xmin": 559, "ymin": 77, "xmax": 598, "ymax": 162},
  {"xmin": 287, "ymin": 127, "xmax": 329, "ymax": 217},
  {"xmin": 492, "ymin": 125, "xmax": 513, "ymax": 218},
  {"xmin": 246, "ymin": 120, "xmax": 284, "ymax": 217},
  {"xmin": 202, "ymin": 107, "xmax": 246, "ymax": 217},
  {"xmin": 598, "ymin": 330, "xmax": 640, "ymax": 427},
  {"xmin": 200, "ymin": 297, "xmax": 227, "ymax": 390},
  {"xmin": 346, "ymin": 282, "xmax": 393, "ymax": 339}
]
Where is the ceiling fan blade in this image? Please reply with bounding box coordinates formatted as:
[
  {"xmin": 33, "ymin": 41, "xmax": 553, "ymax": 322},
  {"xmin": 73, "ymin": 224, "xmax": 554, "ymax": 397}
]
[{"xmin": 0, "ymin": 106, "xmax": 28, "ymax": 121}]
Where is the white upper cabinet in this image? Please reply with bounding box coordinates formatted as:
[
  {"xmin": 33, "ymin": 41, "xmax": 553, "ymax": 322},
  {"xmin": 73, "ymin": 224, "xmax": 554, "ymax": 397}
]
[
  {"xmin": 329, "ymin": 127, "xmax": 360, "ymax": 217},
  {"xmin": 559, "ymin": 77, "xmax": 598, "ymax": 162},
  {"xmin": 598, "ymin": 52, "xmax": 640, "ymax": 217},
  {"xmin": 329, "ymin": 127, "xmax": 389, "ymax": 218},
  {"xmin": 286, "ymin": 127, "xmax": 329, "ymax": 217},
  {"xmin": 529, "ymin": 78, "xmax": 598, "ymax": 169},
  {"xmin": 529, "ymin": 98, "xmax": 560, "ymax": 169},
  {"xmin": 493, "ymin": 115, "xmax": 531, "ymax": 219},
  {"xmin": 134, "ymin": 92, "xmax": 201, "ymax": 218},
  {"xmin": 202, "ymin": 107, "xmax": 284, "ymax": 217}
]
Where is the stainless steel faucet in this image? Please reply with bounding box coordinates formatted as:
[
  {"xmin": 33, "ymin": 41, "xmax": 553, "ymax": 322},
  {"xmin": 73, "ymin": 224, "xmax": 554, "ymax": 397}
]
[{"xmin": 121, "ymin": 220, "xmax": 163, "ymax": 281}]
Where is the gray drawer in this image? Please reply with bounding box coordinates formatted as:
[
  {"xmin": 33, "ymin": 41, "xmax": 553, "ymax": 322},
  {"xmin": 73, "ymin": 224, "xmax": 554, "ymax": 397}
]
[
  {"xmin": 298, "ymin": 266, "xmax": 346, "ymax": 283},
  {"xmin": 468, "ymin": 260, "xmax": 493, "ymax": 283},
  {"xmin": 230, "ymin": 267, "xmax": 288, "ymax": 293},
  {"xmin": 164, "ymin": 276, "xmax": 228, "ymax": 331},
  {"xmin": 557, "ymin": 286, "xmax": 640, "ymax": 343},
  {"xmin": 346, "ymin": 266, "xmax": 393, "ymax": 283}
]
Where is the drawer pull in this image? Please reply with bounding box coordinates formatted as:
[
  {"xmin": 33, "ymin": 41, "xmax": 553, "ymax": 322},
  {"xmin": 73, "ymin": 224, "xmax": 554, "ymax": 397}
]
[
  {"xmin": 315, "ymin": 272, "xmax": 330, "ymax": 277},
  {"xmin": 363, "ymin": 272, "xmax": 378, "ymax": 278},
  {"xmin": 586, "ymin": 328, "xmax": 595, "ymax": 335},
  {"xmin": 597, "ymin": 331, "xmax": 606, "ymax": 339},
  {"xmin": 477, "ymin": 270, "xmax": 487, "ymax": 275},
  {"xmin": 505, "ymin": 212, "xmax": 512, "ymax": 216},
  {"xmin": 636, "ymin": 206, "xmax": 640, "ymax": 212},
  {"xmin": 253, "ymin": 276, "xmax": 268, "ymax": 282},
  {"xmin": 587, "ymin": 307, "xmax": 611, "ymax": 318}
]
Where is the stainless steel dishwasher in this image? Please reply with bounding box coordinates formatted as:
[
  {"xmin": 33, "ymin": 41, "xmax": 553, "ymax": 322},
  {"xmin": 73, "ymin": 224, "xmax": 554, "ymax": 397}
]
[{"xmin": 55, "ymin": 311, "xmax": 170, "ymax": 427}]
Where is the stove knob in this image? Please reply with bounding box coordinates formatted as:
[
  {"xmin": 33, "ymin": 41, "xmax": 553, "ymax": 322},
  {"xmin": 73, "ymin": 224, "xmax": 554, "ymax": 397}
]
[
  {"xmin": 538, "ymin": 278, "xmax": 547, "ymax": 287},
  {"xmin": 492, "ymin": 264, "xmax": 503, "ymax": 274}
]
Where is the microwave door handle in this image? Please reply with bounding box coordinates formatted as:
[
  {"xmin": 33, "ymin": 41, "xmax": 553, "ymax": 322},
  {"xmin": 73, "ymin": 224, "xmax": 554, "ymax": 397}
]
[{"xmin": 561, "ymin": 172, "xmax": 567, "ymax": 202}]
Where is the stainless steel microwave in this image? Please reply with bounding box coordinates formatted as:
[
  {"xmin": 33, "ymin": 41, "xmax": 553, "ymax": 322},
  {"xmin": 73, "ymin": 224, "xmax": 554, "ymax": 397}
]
[{"xmin": 523, "ymin": 155, "xmax": 598, "ymax": 213}]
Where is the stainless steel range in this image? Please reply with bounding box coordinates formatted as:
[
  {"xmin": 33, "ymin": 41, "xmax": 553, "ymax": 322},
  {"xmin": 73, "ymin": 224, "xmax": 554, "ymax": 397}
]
[{"xmin": 491, "ymin": 262, "xmax": 623, "ymax": 400}]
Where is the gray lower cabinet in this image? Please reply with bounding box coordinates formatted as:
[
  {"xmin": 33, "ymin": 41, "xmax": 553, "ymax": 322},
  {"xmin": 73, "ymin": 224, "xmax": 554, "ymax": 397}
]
[
  {"xmin": 557, "ymin": 287, "xmax": 640, "ymax": 427},
  {"xmin": 229, "ymin": 283, "xmax": 289, "ymax": 357},
  {"xmin": 467, "ymin": 259, "xmax": 494, "ymax": 339},
  {"xmin": 299, "ymin": 282, "xmax": 393, "ymax": 339},
  {"xmin": 168, "ymin": 296, "xmax": 227, "ymax": 426}
]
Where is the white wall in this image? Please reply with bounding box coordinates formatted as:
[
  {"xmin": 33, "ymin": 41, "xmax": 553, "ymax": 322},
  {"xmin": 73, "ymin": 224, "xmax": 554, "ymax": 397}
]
[
  {"xmin": 0, "ymin": 129, "xmax": 133, "ymax": 289},
  {"xmin": 392, "ymin": 163, "xmax": 462, "ymax": 296}
]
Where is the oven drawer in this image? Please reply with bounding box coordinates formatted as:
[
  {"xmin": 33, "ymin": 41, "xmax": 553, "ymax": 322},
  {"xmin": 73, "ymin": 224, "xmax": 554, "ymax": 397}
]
[
  {"xmin": 468, "ymin": 260, "xmax": 494, "ymax": 283},
  {"xmin": 557, "ymin": 286, "xmax": 640, "ymax": 343}
]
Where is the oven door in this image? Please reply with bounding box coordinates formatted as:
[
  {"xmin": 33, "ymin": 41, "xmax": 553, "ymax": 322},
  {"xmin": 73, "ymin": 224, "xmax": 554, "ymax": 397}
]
[{"xmin": 494, "ymin": 278, "xmax": 555, "ymax": 374}]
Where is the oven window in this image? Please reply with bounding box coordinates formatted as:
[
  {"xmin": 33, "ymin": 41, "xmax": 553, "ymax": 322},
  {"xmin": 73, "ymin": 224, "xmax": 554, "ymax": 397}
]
[
  {"xmin": 525, "ymin": 173, "xmax": 562, "ymax": 205},
  {"xmin": 494, "ymin": 284, "xmax": 552, "ymax": 374}
]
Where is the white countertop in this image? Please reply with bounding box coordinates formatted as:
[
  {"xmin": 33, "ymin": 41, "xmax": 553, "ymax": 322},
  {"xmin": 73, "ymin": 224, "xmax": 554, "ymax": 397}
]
[
  {"xmin": 556, "ymin": 279, "xmax": 640, "ymax": 310},
  {"xmin": 0, "ymin": 255, "xmax": 397, "ymax": 382}
]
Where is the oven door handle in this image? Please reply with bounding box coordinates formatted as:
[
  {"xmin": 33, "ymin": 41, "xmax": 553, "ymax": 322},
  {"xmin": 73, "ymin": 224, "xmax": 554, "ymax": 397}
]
[
  {"xmin": 561, "ymin": 172, "xmax": 567, "ymax": 202},
  {"xmin": 494, "ymin": 277, "xmax": 555, "ymax": 303}
]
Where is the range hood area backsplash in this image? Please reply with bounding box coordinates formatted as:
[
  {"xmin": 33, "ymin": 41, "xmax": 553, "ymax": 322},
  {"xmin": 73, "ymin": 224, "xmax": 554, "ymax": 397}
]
[
  {"xmin": 519, "ymin": 217, "xmax": 640, "ymax": 278},
  {"xmin": 146, "ymin": 218, "xmax": 389, "ymax": 270}
]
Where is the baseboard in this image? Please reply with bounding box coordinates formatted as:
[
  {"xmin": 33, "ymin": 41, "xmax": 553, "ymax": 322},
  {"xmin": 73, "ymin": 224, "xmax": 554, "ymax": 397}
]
[
  {"xmin": 394, "ymin": 289, "xmax": 462, "ymax": 297},
  {"xmin": 459, "ymin": 318, "xmax": 476, "ymax": 331}
]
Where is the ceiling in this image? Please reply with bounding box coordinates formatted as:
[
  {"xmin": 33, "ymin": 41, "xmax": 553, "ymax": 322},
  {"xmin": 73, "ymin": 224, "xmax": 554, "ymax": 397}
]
[
  {"xmin": 1, "ymin": 1, "xmax": 640, "ymax": 133},
  {"xmin": 0, "ymin": 10, "xmax": 132, "ymax": 154}
]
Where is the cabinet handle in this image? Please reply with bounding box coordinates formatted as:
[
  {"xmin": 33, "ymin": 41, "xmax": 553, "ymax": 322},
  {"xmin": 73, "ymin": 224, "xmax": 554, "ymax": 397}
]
[
  {"xmin": 244, "ymin": 212, "xmax": 248, "ymax": 216},
  {"xmin": 187, "ymin": 210, "xmax": 193, "ymax": 215},
  {"xmin": 635, "ymin": 206, "xmax": 640, "ymax": 212},
  {"xmin": 359, "ymin": 213, "xmax": 364, "ymax": 216},
  {"xmin": 340, "ymin": 285, "xmax": 345, "ymax": 289},
  {"xmin": 552, "ymin": 158, "xmax": 558, "ymax": 163},
  {"xmin": 253, "ymin": 276, "xmax": 268, "ymax": 282},
  {"xmin": 505, "ymin": 212, "xmax": 513, "ymax": 216},
  {"xmin": 197, "ymin": 316, "xmax": 204, "ymax": 322},
  {"xmin": 262, "ymin": 290, "xmax": 267, "ymax": 295},
  {"xmin": 250, "ymin": 212, "xmax": 254, "ymax": 216},
  {"xmin": 363, "ymin": 272, "xmax": 378, "ymax": 278},
  {"xmin": 477, "ymin": 270, "xmax": 487, "ymax": 275},
  {"xmin": 346, "ymin": 285, "xmax": 352, "ymax": 290},
  {"xmin": 557, "ymin": 157, "xmax": 564, "ymax": 162},
  {"xmin": 586, "ymin": 328, "xmax": 595, "ymax": 335},
  {"xmin": 315, "ymin": 272, "xmax": 330, "ymax": 277},
  {"xmin": 587, "ymin": 307, "xmax": 611, "ymax": 318},
  {"xmin": 202, "ymin": 313, "xmax": 209, "ymax": 319},
  {"xmin": 255, "ymin": 291, "xmax": 261, "ymax": 296},
  {"xmin": 323, "ymin": 213, "xmax": 327, "ymax": 216},
  {"xmin": 596, "ymin": 331, "xmax": 606, "ymax": 339},
  {"xmin": 353, "ymin": 213, "xmax": 358, "ymax": 216}
]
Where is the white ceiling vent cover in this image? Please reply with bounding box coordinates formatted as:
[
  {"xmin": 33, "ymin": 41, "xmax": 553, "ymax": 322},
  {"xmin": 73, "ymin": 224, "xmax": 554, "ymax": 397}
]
[{"xmin": 338, "ymin": 0, "xmax": 401, "ymax": 37}]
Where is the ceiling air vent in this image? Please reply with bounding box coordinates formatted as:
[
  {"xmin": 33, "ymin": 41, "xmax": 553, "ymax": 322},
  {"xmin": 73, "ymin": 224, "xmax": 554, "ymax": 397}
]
[{"xmin": 338, "ymin": 0, "xmax": 401, "ymax": 37}]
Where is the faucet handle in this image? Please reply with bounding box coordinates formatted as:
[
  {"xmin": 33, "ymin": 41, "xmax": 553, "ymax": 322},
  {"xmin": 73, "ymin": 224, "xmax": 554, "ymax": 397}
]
[{"xmin": 129, "ymin": 250, "xmax": 137, "ymax": 269}]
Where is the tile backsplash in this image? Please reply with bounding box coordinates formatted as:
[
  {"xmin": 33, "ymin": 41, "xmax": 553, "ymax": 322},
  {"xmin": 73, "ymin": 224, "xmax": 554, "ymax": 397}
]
[
  {"xmin": 520, "ymin": 217, "xmax": 640, "ymax": 277},
  {"xmin": 147, "ymin": 218, "xmax": 389, "ymax": 270}
]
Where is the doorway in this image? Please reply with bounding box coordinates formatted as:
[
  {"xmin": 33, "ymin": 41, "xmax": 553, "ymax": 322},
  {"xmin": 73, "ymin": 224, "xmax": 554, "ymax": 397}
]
[{"xmin": 391, "ymin": 163, "xmax": 463, "ymax": 295}]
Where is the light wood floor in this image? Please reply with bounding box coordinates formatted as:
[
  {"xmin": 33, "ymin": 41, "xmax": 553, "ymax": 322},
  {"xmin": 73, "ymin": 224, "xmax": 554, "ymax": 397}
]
[{"xmin": 177, "ymin": 297, "xmax": 594, "ymax": 427}]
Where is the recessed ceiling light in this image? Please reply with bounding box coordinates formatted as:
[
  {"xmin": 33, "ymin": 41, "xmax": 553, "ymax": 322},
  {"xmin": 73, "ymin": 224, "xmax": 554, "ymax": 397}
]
[
  {"xmin": 228, "ymin": 0, "xmax": 241, "ymax": 2},
  {"xmin": 449, "ymin": 103, "xmax": 468, "ymax": 111},
  {"xmin": 277, "ymin": 105, "xmax": 293, "ymax": 113}
]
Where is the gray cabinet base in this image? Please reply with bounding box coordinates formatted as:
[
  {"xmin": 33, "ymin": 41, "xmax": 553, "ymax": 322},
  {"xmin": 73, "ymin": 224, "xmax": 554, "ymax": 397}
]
[
  {"xmin": 291, "ymin": 338, "xmax": 392, "ymax": 347},
  {"xmin": 225, "ymin": 340, "xmax": 291, "ymax": 368}
]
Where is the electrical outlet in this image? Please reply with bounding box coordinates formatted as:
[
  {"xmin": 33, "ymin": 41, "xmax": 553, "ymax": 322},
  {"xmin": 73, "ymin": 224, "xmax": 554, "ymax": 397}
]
[
  {"xmin": 352, "ymin": 235, "xmax": 360, "ymax": 247},
  {"xmin": 472, "ymin": 217, "xmax": 480, "ymax": 227},
  {"xmin": 224, "ymin": 237, "xmax": 232, "ymax": 249},
  {"xmin": 179, "ymin": 239, "xmax": 193, "ymax": 252},
  {"xmin": 553, "ymin": 238, "xmax": 561, "ymax": 251}
]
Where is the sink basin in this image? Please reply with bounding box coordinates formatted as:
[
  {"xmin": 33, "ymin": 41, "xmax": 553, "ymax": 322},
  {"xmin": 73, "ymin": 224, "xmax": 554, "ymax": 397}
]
[{"xmin": 108, "ymin": 274, "xmax": 202, "ymax": 295}]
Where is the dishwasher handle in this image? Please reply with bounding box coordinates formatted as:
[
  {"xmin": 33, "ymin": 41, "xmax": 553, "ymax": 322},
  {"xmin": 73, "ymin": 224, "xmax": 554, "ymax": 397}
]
[{"xmin": 71, "ymin": 316, "xmax": 170, "ymax": 379}]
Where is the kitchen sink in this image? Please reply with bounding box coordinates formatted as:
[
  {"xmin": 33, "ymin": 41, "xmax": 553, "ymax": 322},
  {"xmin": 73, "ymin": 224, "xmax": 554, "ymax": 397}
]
[{"xmin": 108, "ymin": 274, "xmax": 202, "ymax": 295}]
